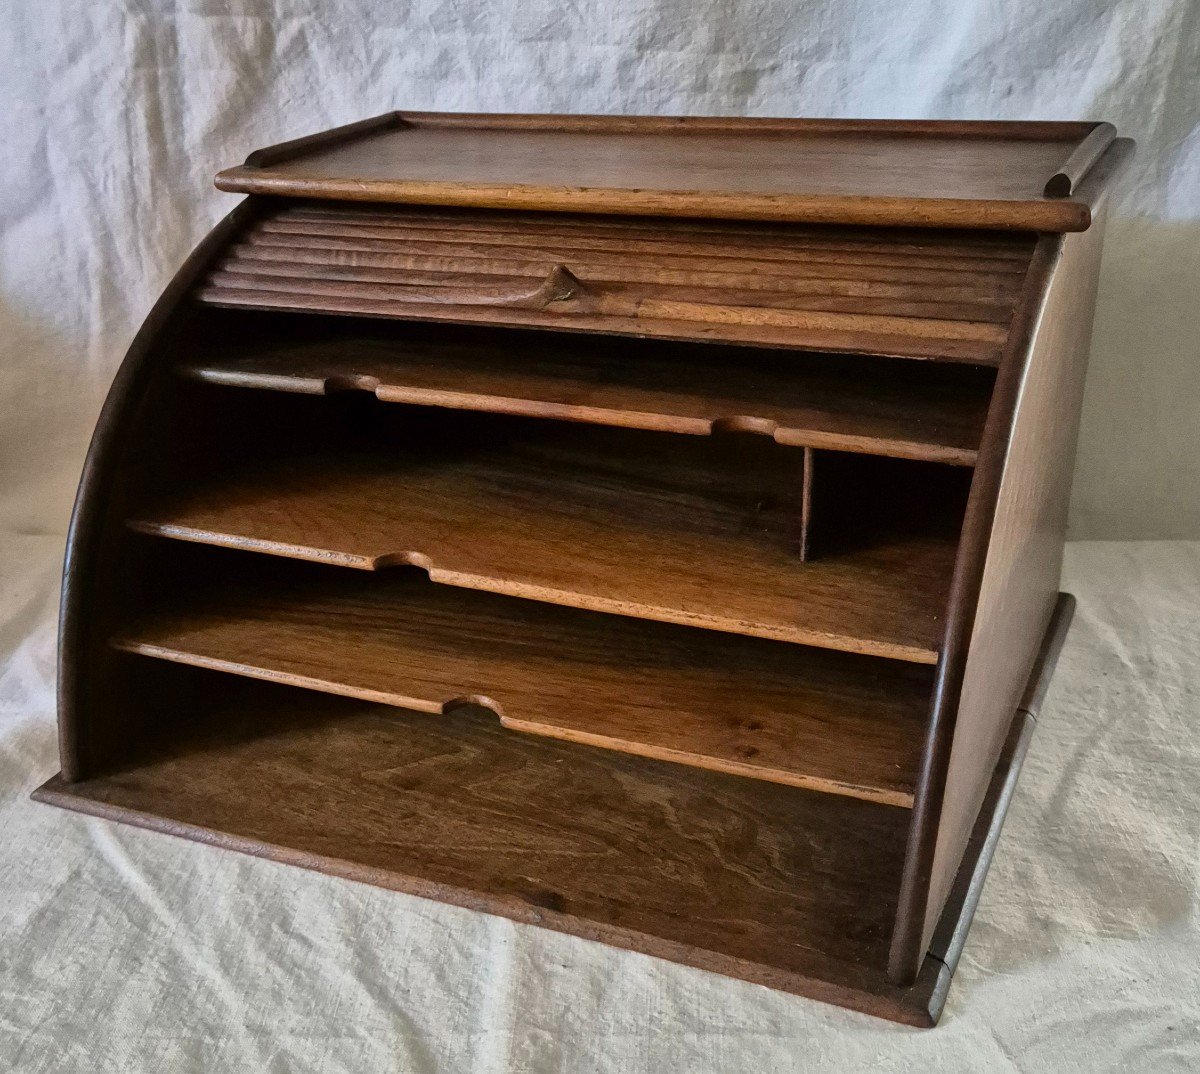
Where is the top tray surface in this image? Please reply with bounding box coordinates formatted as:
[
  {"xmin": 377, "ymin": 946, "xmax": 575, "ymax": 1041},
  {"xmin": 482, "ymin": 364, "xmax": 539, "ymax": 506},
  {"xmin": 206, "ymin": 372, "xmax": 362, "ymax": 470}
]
[{"xmin": 215, "ymin": 113, "xmax": 1123, "ymax": 232}]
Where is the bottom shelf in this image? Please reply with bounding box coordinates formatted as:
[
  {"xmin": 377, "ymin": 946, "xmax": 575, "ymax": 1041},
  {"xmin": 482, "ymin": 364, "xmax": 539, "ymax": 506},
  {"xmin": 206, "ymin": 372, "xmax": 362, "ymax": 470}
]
[
  {"xmin": 37, "ymin": 597, "xmax": 1070, "ymax": 1025},
  {"xmin": 38, "ymin": 660, "xmax": 937, "ymax": 1017}
]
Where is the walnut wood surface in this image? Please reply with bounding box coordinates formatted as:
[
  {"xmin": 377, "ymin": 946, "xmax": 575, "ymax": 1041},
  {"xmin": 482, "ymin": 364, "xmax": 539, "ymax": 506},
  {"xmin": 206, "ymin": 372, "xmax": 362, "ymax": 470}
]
[
  {"xmin": 34, "ymin": 664, "xmax": 926, "ymax": 1016},
  {"xmin": 215, "ymin": 113, "xmax": 1109, "ymax": 231},
  {"xmin": 197, "ymin": 203, "xmax": 1036, "ymax": 363},
  {"xmin": 36, "ymin": 597, "xmax": 1071, "ymax": 1025},
  {"xmin": 921, "ymin": 220, "xmax": 1108, "ymax": 956},
  {"xmin": 130, "ymin": 398, "xmax": 964, "ymax": 663},
  {"xmin": 113, "ymin": 548, "xmax": 932, "ymax": 805},
  {"xmin": 890, "ymin": 218, "xmax": 1111, "ymax": 982},
  {"xmin": 184, "ymin": 313, "xmax": 991, "ymax": 465},
  {"xmin": 244, "ymin": 111, "xmax": 405, "ymax": 168}
]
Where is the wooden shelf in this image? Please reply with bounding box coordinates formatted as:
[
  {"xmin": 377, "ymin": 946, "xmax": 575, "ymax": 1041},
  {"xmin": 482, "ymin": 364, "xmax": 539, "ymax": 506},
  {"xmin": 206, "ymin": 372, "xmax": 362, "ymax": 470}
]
[
  {"xmin": 35, "ymin": 663, "xmax": 920, "ymax": 1015},
  {"xmin": 114, "ymin": 549, "xmax": 933, "ymax": 806},
  {"xmin": 131, "ymin": 401, "xmax": 965, "ymax": 663},
  {"xmin": 183, "ymin": 315, "xmax": 992, "ymax": 465}
]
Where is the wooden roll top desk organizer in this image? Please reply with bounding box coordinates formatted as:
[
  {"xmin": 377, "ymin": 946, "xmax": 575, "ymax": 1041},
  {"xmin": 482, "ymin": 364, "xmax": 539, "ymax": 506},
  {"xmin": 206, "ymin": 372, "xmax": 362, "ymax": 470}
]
[{"xmin": 35, "ymin": 114, "xmax": 1131, "ymax": 1026}]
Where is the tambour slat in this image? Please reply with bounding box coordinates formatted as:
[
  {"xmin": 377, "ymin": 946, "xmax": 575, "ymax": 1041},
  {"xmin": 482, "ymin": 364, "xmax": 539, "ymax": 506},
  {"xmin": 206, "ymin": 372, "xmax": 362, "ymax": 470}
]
[
  {"xmin": 275, "ymin": 204, "xmax": 1037, "ymax": 259},
  {"xmin": 234, "ymin": 241, "xmax": 1025, "ymax": 299},
  {"xmin": 255, "ymin": 219, "xmax": 1032, "ymax": 275},
  {"xmin": 197, "ymin": 286, "xmax": 1003, "ymax": 363},
  {"xmin": 197, "ymin": 203, "xmax": 1037, "ymax": 363},
  {"xmin": 205, "ymin": 269, "xmax": 1006, "ymax": 337},
  {"xmin": 216, "ymin": 262, "xmax": 1012, "ymax": 323}
]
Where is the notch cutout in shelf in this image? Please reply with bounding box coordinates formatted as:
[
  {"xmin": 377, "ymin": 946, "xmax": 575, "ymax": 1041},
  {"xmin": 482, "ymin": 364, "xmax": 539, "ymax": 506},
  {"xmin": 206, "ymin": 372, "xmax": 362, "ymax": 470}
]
[
  {"xmin": 129, "ymin": 385, "xmax": 961, "ymax": 661},
  {"xmin": 180, "ymin": 309, "xmax": 994, "ymax": 465},
  {"xmin": 114, "ymin": 543, "xmax": 934, "ymax": 806}
]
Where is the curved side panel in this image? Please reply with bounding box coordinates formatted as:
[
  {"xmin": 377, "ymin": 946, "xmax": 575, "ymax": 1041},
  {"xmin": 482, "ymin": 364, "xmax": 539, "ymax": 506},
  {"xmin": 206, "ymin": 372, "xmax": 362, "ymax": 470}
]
[
  {"xmin": 58, "ymin": 199, "xmax": 261, "ymax": 781},
  {"xmin": 888, "ymin": 214, "xmax": 1109, "ymax": 983}
]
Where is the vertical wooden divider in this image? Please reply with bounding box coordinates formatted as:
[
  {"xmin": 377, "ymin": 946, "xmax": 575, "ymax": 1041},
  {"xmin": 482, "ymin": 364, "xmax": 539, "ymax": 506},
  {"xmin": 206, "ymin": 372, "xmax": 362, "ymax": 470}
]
[{"xmin": 798, "ymin": 446, "xmax": 815, "ymax": 562}]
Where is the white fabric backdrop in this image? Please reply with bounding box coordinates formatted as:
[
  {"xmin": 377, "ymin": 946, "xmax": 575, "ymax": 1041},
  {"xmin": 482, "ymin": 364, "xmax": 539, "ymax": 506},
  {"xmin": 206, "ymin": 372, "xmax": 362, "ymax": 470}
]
[
  {"xmin": 2, "ymin": 0, "xmax": 1198, "ymax": 542},
  {"xmin": 2, "ymin": 2, "xmax": 1199, "ymax": 1069}
]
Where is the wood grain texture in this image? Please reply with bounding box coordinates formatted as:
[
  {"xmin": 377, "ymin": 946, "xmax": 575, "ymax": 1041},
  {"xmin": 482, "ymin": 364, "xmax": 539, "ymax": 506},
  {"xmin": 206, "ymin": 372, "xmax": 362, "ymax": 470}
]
[
  {"xmin": 113, "ymin": 548, "xmax": 933, "ymax": 805},
  {"xmin": 184, "ymin": 312, "xmax": 993, "ymax": 464},
  {"xmin": 43, "ymin": 114, "xmax": 1128, "ymax": 1020},
  {"xmin": 197, "ymin": 202, "xmax": 1036, "ymax": 363},
  {"xmin": 244, "ymin": 111, "xmax": 406, "ymax": 168},
  {"xmin": 921, "ymin": 708, "xmax": 1036, "ymax": 1020},
  {"xmin": 921, "ymin": 595, "xmax": 1073, "ymax": 1017},
  {"xmin": 33, "ymin": 663, "xmax": 930, "ymax": 1019},
  {"xmin": 927, "ymin": 222, "xmax": 1106, "ymax": 933},
  {"xmin": 35, "ymin": 600, "xmax": 1070, "ymax": 1027},
  {"xmin": 214, "ymin": 113, "xmax": 1110, "ymax": 231},
  {"xmin": 129, "ymin": 398, "xmax": 966, "ymax": 663},
  {"xmin": 890, "ymin": 217, "xmax": 1109, "ymax": 982}
]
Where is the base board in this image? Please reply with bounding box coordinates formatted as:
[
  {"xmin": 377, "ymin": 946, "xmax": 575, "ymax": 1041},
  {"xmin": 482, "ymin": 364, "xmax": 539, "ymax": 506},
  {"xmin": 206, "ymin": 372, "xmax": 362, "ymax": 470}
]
[{"xmin": 32, "ymin": 595, "xmax": 1075, "ymax": 1027}]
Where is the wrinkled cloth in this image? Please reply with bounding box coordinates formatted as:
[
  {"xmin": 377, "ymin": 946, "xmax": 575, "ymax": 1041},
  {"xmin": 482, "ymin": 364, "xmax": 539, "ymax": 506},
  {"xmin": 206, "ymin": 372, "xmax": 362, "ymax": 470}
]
[
  {"xmin": 1, "ymin": 1, "xmax": 1197, "ymax": 544},
  {"xmin": 2, "ymin": 540, "xmax": 1198, "ymax": 1071}
]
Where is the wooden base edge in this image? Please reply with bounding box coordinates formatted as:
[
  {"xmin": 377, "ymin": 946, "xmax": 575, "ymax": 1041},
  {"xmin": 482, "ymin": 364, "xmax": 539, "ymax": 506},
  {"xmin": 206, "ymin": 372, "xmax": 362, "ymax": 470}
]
[
  {"xmin": 30, "ymin": 774, "xmax": 931, "ymax": 1025},
  {"xmin": 919, "ymin": 590, "xmax": 1076, "ymax": 1023},
  {"xmin": 31, "ymin": 594, "xmax": 1075, "ymax": 1028}
]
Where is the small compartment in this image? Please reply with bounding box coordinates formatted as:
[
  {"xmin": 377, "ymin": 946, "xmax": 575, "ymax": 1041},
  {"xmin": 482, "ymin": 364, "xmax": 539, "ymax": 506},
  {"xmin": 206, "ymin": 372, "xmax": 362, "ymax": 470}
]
[
  {"xmin": 800, "ymin": 449, "xmax": 974, "ymax": 562},
  {"xmin": 129, "ymin": 380, "xmax": 965, "ymax": 662}
]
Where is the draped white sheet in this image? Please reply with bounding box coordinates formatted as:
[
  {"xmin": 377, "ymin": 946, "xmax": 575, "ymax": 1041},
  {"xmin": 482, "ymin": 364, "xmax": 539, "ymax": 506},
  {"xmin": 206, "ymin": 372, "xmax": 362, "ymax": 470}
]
[{"xmin": 1, "ymin": 0, "xmax": 1196, "ymax": 544}]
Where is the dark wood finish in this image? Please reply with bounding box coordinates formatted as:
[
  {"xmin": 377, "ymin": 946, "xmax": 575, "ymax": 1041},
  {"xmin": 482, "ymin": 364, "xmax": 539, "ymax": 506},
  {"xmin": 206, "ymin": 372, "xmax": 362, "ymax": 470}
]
[
  {"xmin": 889, "ymin": 236, "xmax": 1066, "ymax": 974},
  {"xmin": 128, "ymin": 402, "xmax": 965, "ymax": 663},
  {"xmin": 216, "ymin": 113, "xmax": 1110, "ymax": 231},
  {"xmin": 922, "ymin": 707, "xmax": 1037, "ymax": 1020},
  {"xmin": 918, "ymin": 594, "xmax": 1072, "ymax": 1009},
  {"xmin": 799, "ymin": 447, "xmax": 816, "ymax": 562},
  {"xmin": 890, "ymin": 212, "xmax": 1112, "ymax": 982},
  {"xmin": 114, "ymin": 548, "xmax": 932, "ymax": 806},
  {"xmin": 37, "ymin": 114, "xmax": 1128, "ymax": 1024},
  {"xmin": 244, "ymin": 112, "xmax": 406, "ymax": 168},
  {"xmin": 197, "ymin": 202, "xmax": 1035, "ymax": 363},
  {"xmin": 33, "ymin": 664, "xmax": 918, "ymax": 1017},
  {"xmin": 183, "ymin": 313, "xmax": 993, "ymax": 465},
  {"xmin": 56, "ymin": 199, "xmax": 265, "ymax": 782},
  {"xmin": 34, "ymin": 596, "xmax": 1072, "ymax": 1026}
]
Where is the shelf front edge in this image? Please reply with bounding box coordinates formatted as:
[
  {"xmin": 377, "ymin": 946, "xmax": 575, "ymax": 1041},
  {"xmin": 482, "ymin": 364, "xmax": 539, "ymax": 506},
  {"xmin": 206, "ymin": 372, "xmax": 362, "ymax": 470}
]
[{"xmin": 213, "ymin": 169, "xmax": 1094, "ymax": 232}]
